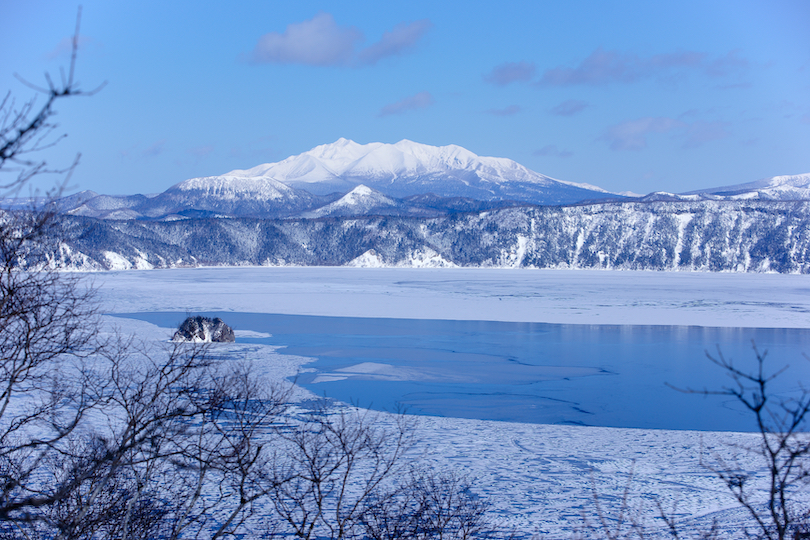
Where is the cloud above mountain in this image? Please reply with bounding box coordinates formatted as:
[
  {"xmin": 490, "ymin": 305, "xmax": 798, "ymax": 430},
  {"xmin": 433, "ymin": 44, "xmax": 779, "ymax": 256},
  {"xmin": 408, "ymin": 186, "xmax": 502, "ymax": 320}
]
[
  {"xmin": 600, "ymin": 117, "xmax": 731, "ymax": 151},
  {"xmin": 379, "ymin": 92, "xmax": 434, "ymax": 116},
  {"xmin": 533, "ymin": 144, "xmax": 573, "ymax": 158},
  {"xmin": 600, "ymin": 117, "xmax": 682, "ymax": 151},
  {"xmin": 357, "ymin": 20, "xmax": 432, "ymax": 65},
  {"xmin": 538, "ymin": 48, "xmax": 749, "ymax": 87},
  {"xmin": 483, "ymin": 61, "xmax": 536, "ymax": 86},
  {"xmin": 550, "ymin": 99, "xmax": 588, "ymax": 116},
  {"xmin": 486, "ymin": 105, "xmax": 522, "ymax": 116},
  {"xmin": 483, "ymin": 49, "xmax": 752, "ymax": 89},
  {"xmin": 250, "ymin": 13, "xmax": 431, "ymax": 67}
]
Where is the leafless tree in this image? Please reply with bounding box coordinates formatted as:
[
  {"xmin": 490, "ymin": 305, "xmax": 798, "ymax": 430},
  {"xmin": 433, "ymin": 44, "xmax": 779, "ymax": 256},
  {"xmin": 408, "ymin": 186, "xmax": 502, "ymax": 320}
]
[
  {"xmin": 0, "ymin": 10, "xmax": 293, "ymax": 539},
  {"xmin": 267, "ymin": 401, "xmax": 414, "ymax": 540},
  {"xmin": 1, "ymin": 321, "xmax": 292, "ymax": 539},
  {"xmin": 0, "ymin": 6, "xmax": 103, "ymax": 197},
  {"xmin": 583, "ymin": 344, "xmax": 810, "ymax": 540},
  {"xmin": 692, "ymin": 344, "xmax": 810, "ymax": 540},
  {"xmin": 361, "ymin": 469, "xmax": 492, "ymax": 540}
]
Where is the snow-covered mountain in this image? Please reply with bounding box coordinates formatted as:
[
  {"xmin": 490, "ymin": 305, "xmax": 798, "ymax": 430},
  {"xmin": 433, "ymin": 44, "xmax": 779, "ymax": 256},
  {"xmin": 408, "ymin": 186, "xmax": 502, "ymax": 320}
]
[
  {"xmin": 47, "ymin": 140, "xmax": 810, "ymax": 221},
  {"xmin": 54, "ymin": 139, "xmax": 626, "ymax": 220},
  {"xmin": 64, "ymin": 176, "xmax": 326, "ymax": 220},
  {"xmin": 153, "ymin": 174, "xmax": 319, "ymax": 218},
  {"xmin": 686, "ymin": 173, "xmax": 810, "ymax": 201},
  {"xmin": 17, "ymin": 139, "xmax": 810, "ymax": 275},
  {"xmin": 222, "ymin": 138, "xmax": 618, "ymax": 204},
  {"xmin": 302, "ymin": 185, "xmax": 399, "ymax": 218}
]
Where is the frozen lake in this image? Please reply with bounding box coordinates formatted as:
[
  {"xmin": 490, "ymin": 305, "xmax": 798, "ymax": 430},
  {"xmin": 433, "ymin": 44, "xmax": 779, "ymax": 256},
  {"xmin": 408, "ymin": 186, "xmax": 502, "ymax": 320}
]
[
  {"xmin": 118, "ymin": 311, "xmax": 810, "ymax": 431},
  {"xmin": 95, "ymin": 268, "xmax": 810, "ymax": 535}
]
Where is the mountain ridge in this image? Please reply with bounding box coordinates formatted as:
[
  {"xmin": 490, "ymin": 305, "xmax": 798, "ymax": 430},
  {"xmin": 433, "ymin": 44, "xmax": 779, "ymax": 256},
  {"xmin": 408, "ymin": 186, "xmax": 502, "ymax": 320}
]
[
  {"xmin": 5, "ymin": 139, "xmax": 809, "ymax": 225},
  {"xmin": 213, "ymin": 138, "xmax": 615, "ymax": 202}
]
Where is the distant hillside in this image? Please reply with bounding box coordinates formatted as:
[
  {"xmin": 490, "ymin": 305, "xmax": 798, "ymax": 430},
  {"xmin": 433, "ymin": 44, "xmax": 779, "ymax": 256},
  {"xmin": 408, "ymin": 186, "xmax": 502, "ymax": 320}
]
[{"xmin": 53, "ymin": 199, "xmax": 810, "ymax": 273}]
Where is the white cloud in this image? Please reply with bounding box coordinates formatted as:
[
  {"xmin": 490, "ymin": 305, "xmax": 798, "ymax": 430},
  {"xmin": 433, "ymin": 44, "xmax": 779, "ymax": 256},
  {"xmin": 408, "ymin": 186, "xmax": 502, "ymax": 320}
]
[
  {"xmin": 141, "ymin": 140, "xmax": 167, "ymax": 158},
  {"xmin": 46, "ymin": 35, "xmax": 92, "ymax": 60},
  {"xmin": 188, "ymin": 145, "xmax": 214, "ymax": 159},
  {"xmin": 251, "ymin": 13, "xmax": 362, "ymax": 66},
  {"xmin": 682, "ymin": 121, "xmax": 731, "ymax": 148},
  {"xmin": 250, "ymin": 14, "xmax": 430, "ymax": 67},
  {"xmin": 379, "ymin": 92, "xmax": 433, "ymax": 117},
  {"xmin": 600, "ymin": 117, "xmax": 731, "ymax": 151},
  {"xmin": 539, "ymin": 48, "xmax": 749, "ymax": 87}
]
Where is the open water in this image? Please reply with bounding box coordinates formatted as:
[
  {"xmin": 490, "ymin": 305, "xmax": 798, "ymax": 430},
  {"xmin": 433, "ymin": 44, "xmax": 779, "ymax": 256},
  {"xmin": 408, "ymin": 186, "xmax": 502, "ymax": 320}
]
[{"xmin": 117, "ymin": 312, "xmax": 810, "ymax": 431}]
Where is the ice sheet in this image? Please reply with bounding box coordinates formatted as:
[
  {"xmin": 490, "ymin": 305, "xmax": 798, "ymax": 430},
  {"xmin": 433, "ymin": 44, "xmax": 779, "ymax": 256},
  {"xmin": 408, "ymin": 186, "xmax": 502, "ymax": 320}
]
[{"xmin": 89, "ymin": 266, "xmax": 810, "ymax": 329}]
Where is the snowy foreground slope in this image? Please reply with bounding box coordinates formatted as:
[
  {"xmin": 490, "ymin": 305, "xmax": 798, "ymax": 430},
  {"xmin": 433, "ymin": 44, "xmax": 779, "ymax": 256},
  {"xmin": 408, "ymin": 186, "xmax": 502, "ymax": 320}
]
[{"xmin": 95, "ymin": 267, "xmax": 810, "ymax": 537}]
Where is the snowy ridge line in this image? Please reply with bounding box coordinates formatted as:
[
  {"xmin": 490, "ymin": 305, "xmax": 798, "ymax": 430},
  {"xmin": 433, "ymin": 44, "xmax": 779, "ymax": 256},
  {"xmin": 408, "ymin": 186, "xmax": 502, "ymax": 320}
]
[
  {"xmin": 51, "ymin": 199, "xmax": 810, "ymax": 273},
  {"xmin": 9, "ymin": 139, "xmax": 809, "ymax": 221},
  {"xmin": 223, "ymin": 137, "xmax": 584, "ymax": 191}
]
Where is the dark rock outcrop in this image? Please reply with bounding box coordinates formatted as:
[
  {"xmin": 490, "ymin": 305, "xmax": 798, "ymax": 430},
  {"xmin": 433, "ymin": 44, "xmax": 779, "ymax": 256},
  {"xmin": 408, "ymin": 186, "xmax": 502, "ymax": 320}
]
[{"xmin": 172, "ymin": 316, "xmax": 235, "ymax": 343}]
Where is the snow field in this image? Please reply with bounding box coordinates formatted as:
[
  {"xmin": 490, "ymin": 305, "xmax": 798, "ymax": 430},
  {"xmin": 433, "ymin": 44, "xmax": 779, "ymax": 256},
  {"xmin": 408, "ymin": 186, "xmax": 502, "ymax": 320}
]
[{"xmin": 92, "ymin": 266, "xmax": 810, "ymax": 329}]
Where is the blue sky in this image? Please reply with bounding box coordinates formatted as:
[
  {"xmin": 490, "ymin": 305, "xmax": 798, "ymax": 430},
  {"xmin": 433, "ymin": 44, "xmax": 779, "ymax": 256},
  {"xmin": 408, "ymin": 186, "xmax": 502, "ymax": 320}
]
[{"xmin": 2, "ymin": 1, "xmax": 809, "ymax": 196}]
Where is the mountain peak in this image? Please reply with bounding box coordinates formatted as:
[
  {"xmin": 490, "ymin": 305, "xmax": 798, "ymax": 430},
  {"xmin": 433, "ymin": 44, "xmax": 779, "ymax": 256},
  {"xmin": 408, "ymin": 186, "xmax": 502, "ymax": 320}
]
[{"xmin": 215, "ymin": 139, "xmax": 618, "ymax": 204}]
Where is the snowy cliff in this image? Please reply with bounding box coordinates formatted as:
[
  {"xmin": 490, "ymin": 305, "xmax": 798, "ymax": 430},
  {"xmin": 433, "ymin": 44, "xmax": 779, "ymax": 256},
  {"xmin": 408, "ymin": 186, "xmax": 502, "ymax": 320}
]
[{"xmin": 54, "ymin": 199, "xmax": 810, "ymax": 273}]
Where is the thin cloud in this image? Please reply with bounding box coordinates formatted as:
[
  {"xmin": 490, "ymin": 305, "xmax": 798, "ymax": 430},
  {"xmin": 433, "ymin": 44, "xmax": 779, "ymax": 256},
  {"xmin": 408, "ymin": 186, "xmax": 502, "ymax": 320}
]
[
  {"xmin": 600, "ymin": 117, "xmax": 682, "ymax": 151},
  {"xmin": 704, "ymin": 50, "xmax": 749, "ymax": 78},
  {"xmin": 142, "ymin": 140, "xmax": 167, "ymax": 158},
  {"xmin": 537, "ymin": 48, "xmax": 751, "ymax": 87},
  {"xmin": 600, "ymin": 116, "xmax": 731, "ymax": 151},
  {"xmin": 358, "ymin": 20, "xmax": 432, "ymax": 65},
  {"xmin": 486, "ymin": 105, "xmax": 522, "ymax": 116},
  {"xmin": 533, "ymin": 144, "xmax": 573, "ymax": 158},
  {"xmin": 188, "ymin": 145, "xmax": 215, "ymax": 159},
  {"xmin": 484, "ymin": 61, "xmax": 536, "ymax": 86},
  {"xmin": 550, "ymin": 99, "xmax": 588, "ymax": 117},
  {"xmin": 250, "ymin": 13, "xmax": 430, "ymax": 67},
  {"xmin": 379, "ymin": 91, "xmax": 433, "ymax": 117},
  {"xmin": 801, "ymin": 113, "xmax": 810, "ymax": 125},
  {"xmin": 715, "ymin": 82, "xmax": 753, "ymax": 90},
  {"xmin": 682, "ymin": 121, "xmax": 731, "ymax": 148}
]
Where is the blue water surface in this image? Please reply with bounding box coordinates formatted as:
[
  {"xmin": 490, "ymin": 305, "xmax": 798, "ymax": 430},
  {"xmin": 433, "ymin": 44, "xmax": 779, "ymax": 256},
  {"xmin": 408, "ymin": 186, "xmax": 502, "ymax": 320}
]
[{"xmin": 116, "ymin": 312, "xmax": 810, "ymax": 432}]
